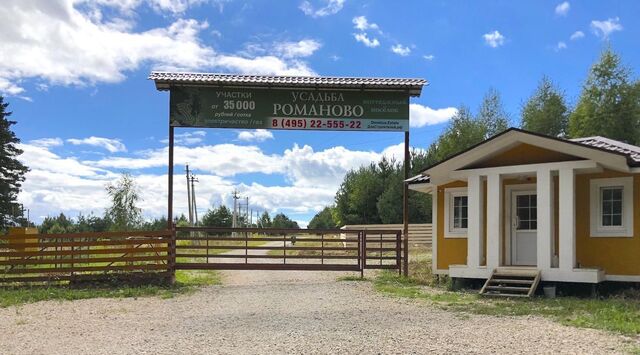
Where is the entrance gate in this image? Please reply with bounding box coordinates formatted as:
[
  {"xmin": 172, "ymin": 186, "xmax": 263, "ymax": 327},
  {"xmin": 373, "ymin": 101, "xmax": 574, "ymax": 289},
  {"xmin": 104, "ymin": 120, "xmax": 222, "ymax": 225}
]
[
  {"xmin": 173, "ymin": 227, "xmax": 402, "ymax": 274},
  {"xmin": 150, "ymin": 72, "xmax": 427, "ymax": 276}
]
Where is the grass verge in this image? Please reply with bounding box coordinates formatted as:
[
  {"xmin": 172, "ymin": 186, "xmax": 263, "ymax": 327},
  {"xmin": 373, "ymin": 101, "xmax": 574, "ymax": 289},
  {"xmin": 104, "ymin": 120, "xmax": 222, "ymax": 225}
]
[
  {"xmin": 374, "ymin": 247, "xmax": 640, "ymax": 337},
  {"xmin": 0, "ymin": 270, "xmax": 221, "ymax": 308}
]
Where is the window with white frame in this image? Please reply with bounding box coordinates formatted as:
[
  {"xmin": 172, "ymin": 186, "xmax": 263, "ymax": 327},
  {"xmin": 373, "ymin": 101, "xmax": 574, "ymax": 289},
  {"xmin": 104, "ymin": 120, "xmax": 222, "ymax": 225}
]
[
  {"xmin": 590, "ymin": 177, "xmax": 634, "ymax": 237},
  {"xmin": 444, "ymin": 188, "xmax": 468, "ymax": 238}
]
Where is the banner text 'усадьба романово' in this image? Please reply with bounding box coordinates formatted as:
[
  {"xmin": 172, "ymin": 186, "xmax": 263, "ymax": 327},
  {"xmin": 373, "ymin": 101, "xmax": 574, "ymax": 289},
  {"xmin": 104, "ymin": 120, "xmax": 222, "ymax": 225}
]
[{"xmin": 169, "ymin": 86, "xmax": 409, "ymax": 131}]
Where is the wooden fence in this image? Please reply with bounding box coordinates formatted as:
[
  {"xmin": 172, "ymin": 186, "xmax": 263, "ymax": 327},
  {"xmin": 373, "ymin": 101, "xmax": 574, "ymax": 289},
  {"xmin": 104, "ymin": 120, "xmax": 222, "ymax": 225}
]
[
  {"xmin": 0, "ymin": 230, "xmax": 173, "ymax": 285},
  {"xmin": 342, "ymin": 223, "xmax": 432, "ymax": 246}
]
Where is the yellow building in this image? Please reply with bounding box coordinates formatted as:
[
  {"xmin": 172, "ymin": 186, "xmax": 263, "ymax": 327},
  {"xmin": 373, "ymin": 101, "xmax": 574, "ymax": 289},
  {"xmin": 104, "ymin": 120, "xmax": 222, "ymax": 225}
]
[{"xmin": 409, "ymin": 128, "xmax": 640, "ymax": 283}]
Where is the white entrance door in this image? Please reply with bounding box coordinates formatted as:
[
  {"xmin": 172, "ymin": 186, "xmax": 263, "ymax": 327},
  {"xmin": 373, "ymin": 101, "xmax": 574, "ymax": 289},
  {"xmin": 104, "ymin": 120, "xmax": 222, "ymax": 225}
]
[{"xmin": 511, "ymin": 191, "xmax": 537, "ymax": 266}]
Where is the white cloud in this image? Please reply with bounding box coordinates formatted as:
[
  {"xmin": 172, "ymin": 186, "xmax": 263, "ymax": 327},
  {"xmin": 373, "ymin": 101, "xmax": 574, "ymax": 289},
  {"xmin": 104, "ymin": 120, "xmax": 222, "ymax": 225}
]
[
  {"xmin": 352, "ymin": 16, "xmax": 379, "ymax": 32},
  {"xmin": 590, "ymin": 17, "xmax": 623, "ymax": 38},
  {"xmin": 353, "ymin": 33, "xmax": 380, "ymax": 48},
  {"xmin": 161, "ymin": 130, "xmax": 206, "ymax": 145},
  {"xmin": 213, "ymin": 55, "xmax": 316, "ymax": 76},
  {"xmin": 570, "ymin": 30, "xmax": 585, "ymax": 40},
  {"xmin": 299, "ymin": 0, "xmax": 345, "ymax": 18},
  {"xmin": 483, "ymin": 30, "xmax": 506, "ymax": 48},
  {"xmin": 391, "ymin": 44, "xmax": 411, "ymax": 56},
  {"xmin": 237, "ymin": 129, "xmax": 274, "ymax": 142},
  {"xmin": 0, "ymin": 77, "xmax": 25, "ymax": 95},
  {"xmin": 0, "ymin": 0, "xmax": 319, "ymax": 96},
  {"xmin": 274, "ymin": 39, "xmax": 322, "ymax": 58},
  {"xmin": 17, "ymin": 137, "xmax": 424, "ymax": 223},
  {"xmin": 410, "ymin": 104, "xmax": 458, "ymax": 128},
  {"xmin": 556, "ymin": 41, "xmax": 567, "ymax": 51},
  {"xmin": 67, "ymin": 136, "xmax": 127, "ymax": 153},
  {"xmin": 29, "ymin": 137, "xmax": 64, "ymax": 148},
  {"xmin": 423, "ymin": 54, "xmax": 435, "ymax": 61},
  {"xmin": 555, "ymin": 1, "xmax": 570, "ymax": 16}
]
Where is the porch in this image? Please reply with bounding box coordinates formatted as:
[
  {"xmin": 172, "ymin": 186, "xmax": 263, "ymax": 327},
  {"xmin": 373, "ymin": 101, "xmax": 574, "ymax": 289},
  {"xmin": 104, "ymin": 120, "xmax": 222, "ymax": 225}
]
[{"xmin": 445, "ymin": 160, "xmax": 605, "ymax": 283}]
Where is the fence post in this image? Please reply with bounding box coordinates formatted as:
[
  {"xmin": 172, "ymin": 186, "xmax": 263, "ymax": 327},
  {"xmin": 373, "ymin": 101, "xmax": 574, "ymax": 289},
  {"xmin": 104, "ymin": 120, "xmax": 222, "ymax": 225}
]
[
  {"xmin": 168, "ymin": 223, "xmax": 177, "ymax": 284},
  {"xmin": 396, "ymin": 231, "xmax": 402, "ymax": 276}
]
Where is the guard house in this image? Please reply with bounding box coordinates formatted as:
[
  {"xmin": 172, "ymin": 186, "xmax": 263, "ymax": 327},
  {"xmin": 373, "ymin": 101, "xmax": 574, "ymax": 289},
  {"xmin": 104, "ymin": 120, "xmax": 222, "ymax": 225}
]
[{"xmin": 409, "ymin": 128, "xmax": 640, "ymax": 293}]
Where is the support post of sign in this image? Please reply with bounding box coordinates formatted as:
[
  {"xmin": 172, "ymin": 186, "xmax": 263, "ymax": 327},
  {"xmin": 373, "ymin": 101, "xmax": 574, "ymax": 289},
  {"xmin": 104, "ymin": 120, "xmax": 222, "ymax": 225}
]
[
  {"xmin": 167, "ymin": 126, "xmax": 174, "ymax": 230},
  {"xmin": 403, "ymin": 131, "xmax": 410, "ymax": 277}
]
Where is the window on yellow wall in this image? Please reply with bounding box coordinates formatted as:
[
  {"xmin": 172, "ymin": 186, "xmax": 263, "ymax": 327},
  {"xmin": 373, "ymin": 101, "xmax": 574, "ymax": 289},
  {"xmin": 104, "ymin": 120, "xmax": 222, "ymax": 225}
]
[
  {"xmin": 444, "ymin": 187, "xmax": 468, "ymax": 238},
  {"xmin": 590, "ymin": 177, "xmax": 633, "ymax": 237}
]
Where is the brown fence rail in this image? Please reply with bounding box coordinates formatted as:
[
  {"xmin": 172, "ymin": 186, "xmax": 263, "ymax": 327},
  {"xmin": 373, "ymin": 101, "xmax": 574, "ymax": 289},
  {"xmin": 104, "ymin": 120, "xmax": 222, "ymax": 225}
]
[
  {"xmin": 0, "ymin": 230, "xmax": 172, "ymax": 285},
  {"xmin": 174, "ymin": 226, "xmax": 403, "ymax": 274}
]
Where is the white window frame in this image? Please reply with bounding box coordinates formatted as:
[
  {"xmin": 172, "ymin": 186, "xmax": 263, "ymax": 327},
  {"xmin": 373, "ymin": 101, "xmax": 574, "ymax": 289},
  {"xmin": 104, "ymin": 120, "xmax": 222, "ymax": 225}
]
[
  {"xmin": 590, "ymin": 177, "xmax": 634, "ymax": 237},
  {"xmin": 444, "ymin": 187, "xmax": 468, "ymax": 238}
]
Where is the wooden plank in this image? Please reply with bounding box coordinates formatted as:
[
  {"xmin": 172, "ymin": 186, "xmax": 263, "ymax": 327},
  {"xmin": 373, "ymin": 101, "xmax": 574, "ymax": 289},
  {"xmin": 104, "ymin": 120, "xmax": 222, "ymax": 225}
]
[
  {"xmin": 0, "ymin": 272, "xmax": 171, "ymax": 284},
  {"xmin": 1, "ymin": 230, "xmax": 172, "ymax": 240},
  {"xmin": 2, "ymin": 238, "xmax": 170, "ymax": 249},
  {"xmin": 0, "ymin": 255, "xmax": 169, "ymax": 266},
  {"xmin": 0, "ymin": 247, "xmax": 170, "ymax": 258},
  {"xmin": 2, "ymin": 264, "xmax": 169, "ymax": 274},
  {"xmin": 485, "ymin": 286, "xmax": 530, "ymax": 292}
]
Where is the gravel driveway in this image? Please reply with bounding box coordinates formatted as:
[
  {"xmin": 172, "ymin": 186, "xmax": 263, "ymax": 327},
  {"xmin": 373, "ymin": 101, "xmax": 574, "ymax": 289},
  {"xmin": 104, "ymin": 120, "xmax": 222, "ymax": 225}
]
[{"xmin": 0, "ymin": 261, "xmax": 633, "ymax": 354}]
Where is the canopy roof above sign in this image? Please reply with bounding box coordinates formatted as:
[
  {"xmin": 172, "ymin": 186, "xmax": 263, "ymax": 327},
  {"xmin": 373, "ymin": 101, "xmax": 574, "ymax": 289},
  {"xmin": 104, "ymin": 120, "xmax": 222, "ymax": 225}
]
[{"xmin": 149, "ymin": 71, "xmax": 427, "ymax": 97}]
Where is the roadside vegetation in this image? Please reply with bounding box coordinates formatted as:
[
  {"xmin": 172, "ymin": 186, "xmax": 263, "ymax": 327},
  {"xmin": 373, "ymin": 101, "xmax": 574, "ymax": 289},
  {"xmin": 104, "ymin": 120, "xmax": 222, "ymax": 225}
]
[
  {"xmin": 0, "ymin": 270, "xmax": 221, "ymax": 308},
  {"xmin": 373, "ymin": 246, "xmax": 640, "ymax": 337}
]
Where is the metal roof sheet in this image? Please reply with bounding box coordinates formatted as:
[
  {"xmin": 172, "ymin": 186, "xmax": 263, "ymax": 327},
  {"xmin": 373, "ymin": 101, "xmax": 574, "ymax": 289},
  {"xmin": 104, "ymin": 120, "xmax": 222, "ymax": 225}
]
[
  {"xmin": 149, "ymin": 71, "xmax": 427, "ymax": 96},
  {"xmin": 571, "ymin": 136, "xmax": 640, "ymax": 164},
  {"xmin": 406, "ymin": 174, "xmax": 430, "ymax": 185}
]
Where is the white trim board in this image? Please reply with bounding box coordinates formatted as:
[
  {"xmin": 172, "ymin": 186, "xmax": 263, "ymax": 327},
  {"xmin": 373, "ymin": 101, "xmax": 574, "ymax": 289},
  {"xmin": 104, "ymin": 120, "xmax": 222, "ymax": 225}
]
[{"xmin": 426, "ymin": 130, "xmax": 629, "ymax": 184}]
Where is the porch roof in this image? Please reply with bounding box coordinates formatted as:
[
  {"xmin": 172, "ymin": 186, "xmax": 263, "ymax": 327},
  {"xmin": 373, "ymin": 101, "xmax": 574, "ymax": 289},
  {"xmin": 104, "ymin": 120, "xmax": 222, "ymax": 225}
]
[{"xmin": 407, "ymin": 128, "xmax": 640, "ymax": 185}]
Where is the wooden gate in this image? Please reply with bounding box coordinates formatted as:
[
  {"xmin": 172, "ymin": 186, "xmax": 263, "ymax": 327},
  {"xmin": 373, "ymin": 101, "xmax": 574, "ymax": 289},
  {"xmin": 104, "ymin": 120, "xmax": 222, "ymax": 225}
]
[{"xmin": 173, "ymin": 227, "xmax": 403, "ymax": 274}]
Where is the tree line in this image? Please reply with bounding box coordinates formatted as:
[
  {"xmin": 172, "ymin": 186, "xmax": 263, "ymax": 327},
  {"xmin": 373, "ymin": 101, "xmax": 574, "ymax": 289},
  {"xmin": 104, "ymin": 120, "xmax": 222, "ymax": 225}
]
[{"xmin": 310, "ymin": 48, "xmax": 640, "ymax": 228}]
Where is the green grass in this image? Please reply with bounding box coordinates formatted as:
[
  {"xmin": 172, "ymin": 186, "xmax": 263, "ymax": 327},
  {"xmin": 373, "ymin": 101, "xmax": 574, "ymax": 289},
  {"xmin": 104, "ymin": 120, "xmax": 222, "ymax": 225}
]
[
  {"xmin": 0, "ymin": 270, "xmax": 221, "ymax": 308},
  {"xmin": 372, "ymin": 247, "xmax": 640, "ymax": 337}
]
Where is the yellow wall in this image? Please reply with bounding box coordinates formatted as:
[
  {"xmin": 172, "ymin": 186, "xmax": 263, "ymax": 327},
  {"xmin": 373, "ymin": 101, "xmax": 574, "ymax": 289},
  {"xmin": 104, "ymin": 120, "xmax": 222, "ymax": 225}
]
[
  {"xmin": 576, "ymin": 170, "xmax": 640, "ymax": 275},
  {"xmin": 435, "ymin": 168, "xmax": 640, "ymax": 276},
  {"xmin": 436, "ymin": 181, "xmax": 468, "ymax": 269}
]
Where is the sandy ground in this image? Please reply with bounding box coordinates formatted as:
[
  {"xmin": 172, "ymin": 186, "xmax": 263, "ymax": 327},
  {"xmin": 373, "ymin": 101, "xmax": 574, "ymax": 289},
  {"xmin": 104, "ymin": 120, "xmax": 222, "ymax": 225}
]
[{"xmin": 0, "ymin": 247, "xmax": 635, "ymax": 354}]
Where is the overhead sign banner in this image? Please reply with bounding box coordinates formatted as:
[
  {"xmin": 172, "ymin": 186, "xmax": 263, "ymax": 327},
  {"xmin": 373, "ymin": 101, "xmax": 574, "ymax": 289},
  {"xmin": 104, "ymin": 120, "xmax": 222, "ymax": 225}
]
[{"xmin": 169, "ymin": 86, "xmax": 409, "ymax": 131}]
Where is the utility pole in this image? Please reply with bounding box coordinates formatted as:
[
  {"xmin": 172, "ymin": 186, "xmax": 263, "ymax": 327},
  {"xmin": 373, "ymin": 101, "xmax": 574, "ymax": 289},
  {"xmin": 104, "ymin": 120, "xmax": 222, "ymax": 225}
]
[
  {"xmin": 232, "ymin": 189, "xmax": 240, "ymax": 228},
  {"xmin": 190, "ymin": 174, "xmax": 199, "ymax": 225},
  {"xmin": 245, "ymin": 197, "xmax": 249, "ymax": 227},
  {"xmin": 186, "ymin": 164, "xmax": 193, "ymax": 225}
]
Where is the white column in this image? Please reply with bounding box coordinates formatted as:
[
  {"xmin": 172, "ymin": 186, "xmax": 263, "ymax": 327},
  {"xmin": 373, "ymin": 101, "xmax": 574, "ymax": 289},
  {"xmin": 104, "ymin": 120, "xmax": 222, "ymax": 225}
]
[
  {"xmin": 559, "ymin": 168, "xmax": 576, "ymax": 271},
  {"xmin": 431, "ymin": 186, "xmax": 438, "ymax": 273},
  {"xmin": 467, "ymin": 174, "xmax": 484, "ymax": 268},
  {"xmin": 486, "ymin": 173, "xmax": 503, "ymax": 269},
  {"xmin": 536, "ymin": 168, "xmax": 553, "ymax": 270}
]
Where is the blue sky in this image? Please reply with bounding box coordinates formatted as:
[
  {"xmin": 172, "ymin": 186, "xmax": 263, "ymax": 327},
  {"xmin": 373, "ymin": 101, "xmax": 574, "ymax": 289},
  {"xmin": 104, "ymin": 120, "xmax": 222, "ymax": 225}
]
[{"xmin": 1, "ymin": 0, "xmax": 638, "ymax": 226}]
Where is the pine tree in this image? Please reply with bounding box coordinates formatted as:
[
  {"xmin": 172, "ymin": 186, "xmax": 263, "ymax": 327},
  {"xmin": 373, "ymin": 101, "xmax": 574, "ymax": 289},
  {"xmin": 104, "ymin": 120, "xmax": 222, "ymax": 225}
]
[
  {"xmin": 0, "ymin": 96, "xmax": 29, "ymax": 230},
  {"xmin": 568, "ymin": 48, "xmax": 640, "ymax": 143},
  {"xmin": 521, "ymin": 76, "xmax": 569, "ymax": 137}
]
